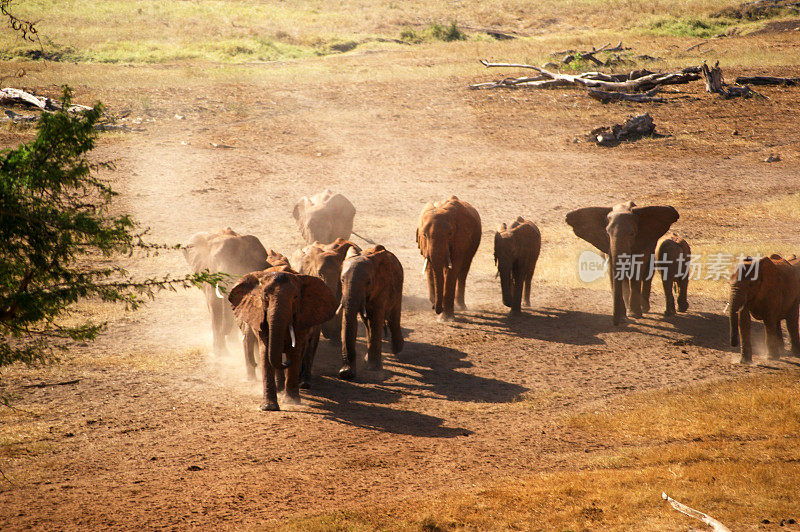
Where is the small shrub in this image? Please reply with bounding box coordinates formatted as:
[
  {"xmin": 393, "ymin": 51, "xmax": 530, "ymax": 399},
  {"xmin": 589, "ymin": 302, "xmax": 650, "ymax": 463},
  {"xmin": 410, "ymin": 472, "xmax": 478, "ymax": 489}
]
[{"xmin": 429, "ymin": 20, "xmax": 466, "ymax": 42}]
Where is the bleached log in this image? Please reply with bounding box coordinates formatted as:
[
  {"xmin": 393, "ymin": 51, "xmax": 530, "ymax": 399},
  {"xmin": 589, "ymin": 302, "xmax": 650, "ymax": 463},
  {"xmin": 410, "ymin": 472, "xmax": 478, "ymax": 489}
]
[
  {"xmin": 0, "ymin": 87, "xmax": 93, "ymax": 113},
  {"xmin": 478, "ymin": 61, "xmax": 700, "ymax": 92},
  {"xmin": 662, "ymin": 493, "xmax": 731, "ymax": 532}
]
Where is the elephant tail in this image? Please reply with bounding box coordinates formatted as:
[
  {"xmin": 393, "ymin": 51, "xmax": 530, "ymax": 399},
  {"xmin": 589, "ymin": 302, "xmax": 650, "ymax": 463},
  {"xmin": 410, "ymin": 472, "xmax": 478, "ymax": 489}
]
[{"xmin": 351, "ymin": 231, "xmax": 377, "ymax": 245}]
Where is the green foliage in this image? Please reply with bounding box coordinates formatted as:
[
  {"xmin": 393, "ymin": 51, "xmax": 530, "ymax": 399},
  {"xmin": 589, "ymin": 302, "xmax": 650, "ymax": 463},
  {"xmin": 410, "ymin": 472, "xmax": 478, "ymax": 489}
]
[
  {"xmin": 400, "ymin": 21, "xmax": 467, "ymax": 44},
  {"xmin": 0, "ymin": 88, "xmax": 221, "ymax": 382},
  {"xmin": 646, "ymin": 16, "xmax": 733, "ymax": 38},
  {"xmin": 429, "ymin": 21, "xmax": 466, "ymax": 42}
]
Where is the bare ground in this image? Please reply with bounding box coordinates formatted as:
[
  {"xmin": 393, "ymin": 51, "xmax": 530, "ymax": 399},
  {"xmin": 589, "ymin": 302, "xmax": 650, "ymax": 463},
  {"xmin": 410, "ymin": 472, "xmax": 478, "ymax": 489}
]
[{"xmin": 2, "ymin": 42, "xmax": 800, "ymax": 529}]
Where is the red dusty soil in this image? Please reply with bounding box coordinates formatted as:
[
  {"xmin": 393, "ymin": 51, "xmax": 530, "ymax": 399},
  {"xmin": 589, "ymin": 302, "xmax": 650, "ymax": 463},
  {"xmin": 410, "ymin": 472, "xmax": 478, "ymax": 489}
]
[{"xmin": 2, "ymin": 56, "xmax": 800, "ymax": 528}]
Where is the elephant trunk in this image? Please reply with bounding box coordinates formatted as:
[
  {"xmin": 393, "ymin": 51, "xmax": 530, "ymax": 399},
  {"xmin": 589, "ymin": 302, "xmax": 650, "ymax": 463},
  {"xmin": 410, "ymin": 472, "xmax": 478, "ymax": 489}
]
[
  {"xmin": 729, "ymin": 283, "xmax": 747, "ymax": 347},
  {"xmin": 267, "ymin": 310, "xmax": 292, "ymax": 370},
  {"xmin": 610, "ymin": 253, "xmax": 626, "ymax": 325},
  {"xmin": 342, "ymin": 305, "xmax": 359, "ymax": 362},
  {"xmin": 499, "ymin": 265, "xmax": 513, "ymax": 308}
]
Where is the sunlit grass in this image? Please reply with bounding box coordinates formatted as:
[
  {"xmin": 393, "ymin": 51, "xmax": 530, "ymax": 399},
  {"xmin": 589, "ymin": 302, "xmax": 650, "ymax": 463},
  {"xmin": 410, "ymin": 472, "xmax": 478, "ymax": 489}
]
[{"xmin": 285, "ymin": 373, "xmax": 800, "ymax": 530}]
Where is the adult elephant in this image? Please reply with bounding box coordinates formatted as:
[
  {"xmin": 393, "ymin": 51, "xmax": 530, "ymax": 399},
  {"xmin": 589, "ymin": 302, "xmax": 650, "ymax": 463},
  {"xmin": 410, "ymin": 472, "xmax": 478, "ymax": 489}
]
[
  {"xmin": 566, "ymin": 202, "xmax": 679, "ymax": 325},
  {"xmin": 416, "ymin": 196, "xmax": 481, "ymax": 321},
  {"xmin": 228, "ymin": 269, "xmax": 337, "ymax": 411},
  {"xmin": 729, "ymin": 254, "xmax": 800, "ymax": 364},
  {"xmin": 494, "ymin": 217, "xmax": 541, "ymax": 314},
  {"xmin": 293, "ymin": 238, "xmax": 361, "ymax": 387},
  {"xmin": 654, "ymin": 234, "xmax": 691, "ymax": 316},
  {"xmin": 294, "ymin": 238, "xmax": 361, "ymax": 341},
  {"xmin": 182, "ymin": 228, "xmax": 269, "ymax": 356},
  {"xmin": 292, "ymin": 189, "xmax": 356, "ymax": 244},
  {"xmin": 338, "ymin": 245, "xmax": 404, "ymax": 380}
]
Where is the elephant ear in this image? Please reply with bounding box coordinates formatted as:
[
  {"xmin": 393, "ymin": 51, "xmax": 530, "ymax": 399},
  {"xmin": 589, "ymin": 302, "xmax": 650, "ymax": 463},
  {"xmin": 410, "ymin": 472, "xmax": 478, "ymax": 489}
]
[
  {"xmin": 295, "ymin": 274, "xmax": 338, "ymax": 329},
  {"xmin": 228, "ymin": 273, "xmax": 266, "ymax": 334},
  {"xmin": 632, "ymin": 206, "xmax": 679, "ymax": 249},
  {"xmin": 565, "ymin": 207, "xmax": 612, "ymax": 254},
  {"xmin": 292, "ymin": 197, "xmax": 309, "ymax": 221},
  {"xmin": 182, "ymin": 232, "xmax": 213, "ymax": 273}
]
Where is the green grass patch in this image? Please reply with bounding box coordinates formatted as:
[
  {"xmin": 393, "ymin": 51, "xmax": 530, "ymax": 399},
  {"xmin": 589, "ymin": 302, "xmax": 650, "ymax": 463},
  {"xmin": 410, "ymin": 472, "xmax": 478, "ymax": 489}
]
[
  {"xmin": 399, "ymin": 21, "xmax": 468, "ymax": 44},
  {"xmin": 644, "ymin": 16, "xmax": 734, "ymax": 38}
]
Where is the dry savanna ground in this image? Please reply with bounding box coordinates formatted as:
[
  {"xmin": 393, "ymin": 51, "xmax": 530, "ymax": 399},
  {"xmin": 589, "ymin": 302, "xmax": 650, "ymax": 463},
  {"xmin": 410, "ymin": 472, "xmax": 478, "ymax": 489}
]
[{"xmin": 1, "ymin": 1, "xmax": 800, "ymax": 530}]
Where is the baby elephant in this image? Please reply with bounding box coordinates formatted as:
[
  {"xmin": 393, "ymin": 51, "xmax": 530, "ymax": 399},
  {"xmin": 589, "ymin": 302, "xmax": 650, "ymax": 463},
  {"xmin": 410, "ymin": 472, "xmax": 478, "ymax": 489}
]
[
  {"xmin": 729, "ymin": 254, "xmax": 800, "ymax": 364},
  {"xmin": 654, "ymin": 235, "xmax": 691, "ymax": 316},
  {"xmin": 494, "ymin": 217, "xmax": 541, "ymax": 314},
  {"xmin": 339, "ymin": 245, "xmax": 404, "ymax": 380}
]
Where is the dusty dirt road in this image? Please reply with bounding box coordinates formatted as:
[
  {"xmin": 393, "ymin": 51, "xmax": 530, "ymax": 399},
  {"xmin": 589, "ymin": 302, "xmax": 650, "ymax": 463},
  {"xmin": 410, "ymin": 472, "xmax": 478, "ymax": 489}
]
[{"xmin": 2, "ymin": 50, "xmax": 800, "ymax": 528}]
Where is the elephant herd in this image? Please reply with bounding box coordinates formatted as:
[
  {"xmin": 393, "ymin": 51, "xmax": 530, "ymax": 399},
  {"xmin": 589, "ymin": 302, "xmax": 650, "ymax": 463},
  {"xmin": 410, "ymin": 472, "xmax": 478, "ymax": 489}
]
[{"xmin": 183, "ymin": 190, "xmax": 800, "ymax": 411}]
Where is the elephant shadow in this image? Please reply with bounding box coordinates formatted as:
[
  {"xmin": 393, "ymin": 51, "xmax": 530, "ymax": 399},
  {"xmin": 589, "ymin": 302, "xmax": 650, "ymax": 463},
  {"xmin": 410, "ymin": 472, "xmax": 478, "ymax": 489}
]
[
  {"xmin": 465, "ymin": 307, "xmax": 627, "ymax": 346},
  {"xmin": 301, "ymin": 377, "xmax": 471, "ymax": 438},
  {"xmin": 644, "ymin": 310, "xmax": 732, "ymax": 350},
  {"xmin": 298, "ymin": 334, "xmax": 527, "ymax": 436},
  {"xmin": 386, "ymin": 340, "xmax": 528, "ymax": 404}
]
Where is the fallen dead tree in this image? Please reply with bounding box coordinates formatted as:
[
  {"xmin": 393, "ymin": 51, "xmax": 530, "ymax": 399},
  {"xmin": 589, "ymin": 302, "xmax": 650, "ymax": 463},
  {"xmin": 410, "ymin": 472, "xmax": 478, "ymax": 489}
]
[
  {"xmin": 701, "ymin": 62, "xmax": 766, "ymax": 99},
  {"xmin": 0, "ymin": 87, "xmax": 92, "ymax": 113},
  {"xmin": 476, "ymin": 61, "xmax": 700, "ymax": 92},
  {"xmin": 589, "ymin": 113, "xmax": 656, "ymax": 146},
  {"xmin": 734, "ymin": 75, "xmax": 800, "ymax": 86},
  {"xmin": 587, "ymin": 88, "xmax": 666, "ymax": 103}
]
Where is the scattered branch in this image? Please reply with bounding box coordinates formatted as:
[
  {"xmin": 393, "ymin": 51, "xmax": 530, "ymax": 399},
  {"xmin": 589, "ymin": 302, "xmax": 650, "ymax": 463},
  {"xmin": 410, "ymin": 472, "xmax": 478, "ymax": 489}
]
[
  {"xmin": 734, "ymin": 75, "xmax": 800, "ymax": 86},
  {"xmin": 587, "ymin": 88, "xmax": 666, "ymax": 103},
  {"xmin": 662, "ymin": 493, "xmax": 731, "ymax": 532},
  {"xmin": 589, "ymin": 113, "xmax": 657, "ymax": 146}
]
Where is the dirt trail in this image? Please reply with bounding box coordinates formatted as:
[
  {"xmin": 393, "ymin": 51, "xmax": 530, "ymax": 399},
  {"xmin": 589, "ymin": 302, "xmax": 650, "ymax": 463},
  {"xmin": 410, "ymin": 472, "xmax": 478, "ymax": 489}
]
[{"xmin": 2, "ymin": 70, "xmax": 800, "ymax": 528}]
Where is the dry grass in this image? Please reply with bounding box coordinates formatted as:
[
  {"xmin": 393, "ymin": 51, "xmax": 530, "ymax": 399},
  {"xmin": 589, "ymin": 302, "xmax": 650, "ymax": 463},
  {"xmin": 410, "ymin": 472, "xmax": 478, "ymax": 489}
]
[
  {"xmin": 285, "ymin": 373, "xmax": 800, "ymax": 530},
  {"xmin": 2, "ymin": 0, "xmax": 799, "ymax": 64}
]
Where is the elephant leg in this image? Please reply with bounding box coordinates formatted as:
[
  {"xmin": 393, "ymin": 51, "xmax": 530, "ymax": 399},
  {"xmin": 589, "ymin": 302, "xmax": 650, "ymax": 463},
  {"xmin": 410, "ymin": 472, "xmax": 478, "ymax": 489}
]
[
  {"xmin": 209, "ymin": 298, "xmax": 230, "ymax": 357},
  {"xmin": 628, "ymin": 279, "xmax": 643, "ymax": 318},
  {"xmin": 523, "ymin": 269, "xmax": 533, "ymax": 308},
  {"xmin": 788, "ymin": 303, "xmax": 800, "ymax": 355},
  {"xmin": 260, "ymin": 344, "xmax": 280, "ymax": 411},
  {"xmin": 275, "ymin": 366, "xmax": 286, "ymax": 392},
  {"xmin": 388, "ymin": 304, "xmax": 404, "ymax": 355},
  {"xmin": 738, "ymin": 308, "xmax": 753, "ymax": 364},
  {"xmin": 243, "ymin": 330, "xmax": 257, "ymax": 381},
  {"xmin": 622, "ymin": 280, "xmax": 631, "ymax": 310},
  {"xmin": 366, "ymin": 309, "xmax": 385, "ymax": 370},
  {"xmin": 299, "ymin": 329, "xmax": 320, "ymax": 389},
  {"xmin": 283, "ymin": 348, "xmax": 302, "ymax": 404},
  {"xmin": 455, "ymin": 254, "xmax": 475, "ymax": 310},
  {"xmin": 641, "ymin": 276, "xmax": 652, "ymax": 314},
  {"xmin": 511, "ymin": 271, "xmax": 524, "ymax": 315},
  {"xmin": 426, "ymin": 267, "xmax": 435, "ymax": 305},
  {"xmin": 677, "ymin": 277, "xmax": 689, "ymax": 312},
  {"xmin": 441, "ymin": 267, "xmax": 458, "ymax": 320},
  {"xmin": 662, "ymin": 278, "xmax": 676, "ymax": 316},
  {"xmin": 765, "ymin": 318, "xmax": 784, "ymax": 360}
]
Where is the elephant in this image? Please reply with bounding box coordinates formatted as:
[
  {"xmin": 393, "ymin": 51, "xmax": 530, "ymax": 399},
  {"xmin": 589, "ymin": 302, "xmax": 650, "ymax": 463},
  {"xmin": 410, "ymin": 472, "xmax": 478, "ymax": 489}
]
[
  {"xmin": 729, "ymin": 254, "xmax": 800, "ymax": 364},
  {"xmin": 416, "ymin": 196, "xmax": 482, "ymax": 322},
  {"xmin": 338, "ymin": 245, "xmax": 404, "ymax": 380},
  {"xmin": 654, "ymin": 235, "xmax": 691, "ymax": 316},
  {"xmin": 292, "ymin": 238, "xmax": 361, "ymax": 387},
  {"xmin": 182, "ymin": 228, "xmax": 269, "ymax": 356},
  {"xmin": 566, "ymin": 202, "xmax": 679, "ymax": 325},
  {"xmin": 292, "ymin": 189, "xmax": 356, "ymax": 245},
  {"xmin": 293, "ymin": 238, "xmax": 362, "ymax": 341},
  {"xmin": 494, "ymin": 217, "xmax": 541, "ymax": 314},
  {"xmin": 228, "ymin": 269, "xmax": 337, "ymax": 410}
]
